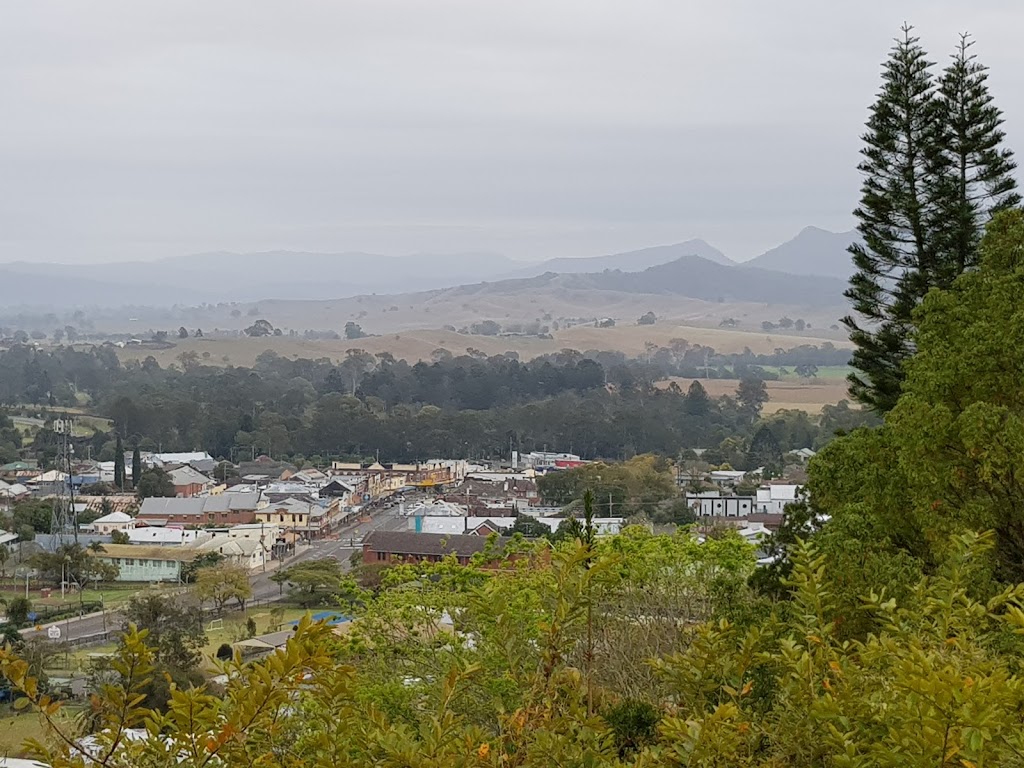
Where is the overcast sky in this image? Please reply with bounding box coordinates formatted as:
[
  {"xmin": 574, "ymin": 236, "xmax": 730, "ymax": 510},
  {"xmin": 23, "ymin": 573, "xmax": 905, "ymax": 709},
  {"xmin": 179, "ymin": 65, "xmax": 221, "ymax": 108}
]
[{"xmin": 2, "ymin": 1, "xmax": 1022, "ymax": 265}]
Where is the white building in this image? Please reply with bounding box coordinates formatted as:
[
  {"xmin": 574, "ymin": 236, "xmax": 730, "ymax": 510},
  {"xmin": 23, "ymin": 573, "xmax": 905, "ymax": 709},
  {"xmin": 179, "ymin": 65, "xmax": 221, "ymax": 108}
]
[
  {"xmin": 216, "ymin": 522, "xmax": 281, "ymax": 551},
  {"xmin": 686, "ymin": 493, "xmax": 755, "ymax": 518},
  {"xmin": 127, "ymin": 526, "xmax": 210, "ymax": 546},
  {"xmin": 84, "ymin": 511, "xmax": 138, "ymax": 535},
  {"xmin": 709, "ymin": 470, "xmax": 747, "ymax": 486},
  {"xmin": 189, "ymin": 535, "xmax": 267, "ymax": 571},
  {"xmin": 402, "ymin": 499, "xmax": 468, "ymax": 518},
  {"xmin": 520, "ymin": 451, "xmax": 581, "ymax": 468},
  {"xmin": 755, "ymin": 484, "xmax": 801, "ymax": 514}
]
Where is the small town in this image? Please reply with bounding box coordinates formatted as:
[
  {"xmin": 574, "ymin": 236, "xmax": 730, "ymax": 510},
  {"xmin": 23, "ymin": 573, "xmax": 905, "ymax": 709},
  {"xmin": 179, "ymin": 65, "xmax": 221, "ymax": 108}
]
[
  {"xmin": 0, "ymin": 438, "xmax": 811, "ymax": 760},
  {"xmin": 5, "ymin": 2, "xmax": 1024, "ymax": 765}
]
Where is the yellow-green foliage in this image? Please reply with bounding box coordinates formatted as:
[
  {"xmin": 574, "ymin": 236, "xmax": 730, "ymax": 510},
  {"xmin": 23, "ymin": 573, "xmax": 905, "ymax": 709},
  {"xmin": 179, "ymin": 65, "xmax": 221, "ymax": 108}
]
[{"xmin": 7, "ymin": 530, "xmax": 1024, "ymax": 767}]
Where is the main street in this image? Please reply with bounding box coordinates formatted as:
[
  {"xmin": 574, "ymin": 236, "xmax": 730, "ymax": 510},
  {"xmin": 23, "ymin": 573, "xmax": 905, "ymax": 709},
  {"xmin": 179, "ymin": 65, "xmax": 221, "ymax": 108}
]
[
  {"xmin": 250, "ymin": 491, "xmax": 414, "ymax": 600},
  {"xmin": 22, "ymin": 492, "xmax": 418, "ymax": 643}
]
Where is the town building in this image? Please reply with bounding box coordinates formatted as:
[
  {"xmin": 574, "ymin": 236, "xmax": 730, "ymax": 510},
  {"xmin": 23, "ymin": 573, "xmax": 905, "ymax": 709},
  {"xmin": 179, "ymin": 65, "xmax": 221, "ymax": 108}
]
[
  {"xmin": 189, "ymin": 535, "xmax": 267, "ymax": 571},
  {"xmin": 254, "ymin": 498, "xmax": 338, "ymax": 542},
  {"xmin": 167, "ymin": 465, "xmax": 215, "ymax": 497},
  {"xmin": 686, "ymin": 493, "xmax": 756, "ymax": 518},
  {"xmin": 362, "ymin": 530, "xmax": 513, "ymax": 566},
  {"xmin": 127, "ymin": 526, "xmax": 210, "ymax": 546},
  {"xmin": 755, "ymin": 484, "xmax": 801, "ymax": 514},
  {"xmin": 83, "ymin": 511, "xmax": 138, "ymax": 535},
  {"xmin": 148, "ymin": 451, "xmax": 217, "ymax": 474},
  {"xmin": 136, "ymin": 495, "xmax": 262, "ymax": 527},
  {"xmin": 87, "ymin": 543, "xmax": 197, "ymax": 583}
]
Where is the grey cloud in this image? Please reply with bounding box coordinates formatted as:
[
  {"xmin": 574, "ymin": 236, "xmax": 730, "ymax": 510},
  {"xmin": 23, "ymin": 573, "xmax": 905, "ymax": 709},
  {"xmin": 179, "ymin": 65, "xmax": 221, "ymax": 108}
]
[{"xmin": 2, "ymin": 1, "xmax": 1022, "ymax": 264}]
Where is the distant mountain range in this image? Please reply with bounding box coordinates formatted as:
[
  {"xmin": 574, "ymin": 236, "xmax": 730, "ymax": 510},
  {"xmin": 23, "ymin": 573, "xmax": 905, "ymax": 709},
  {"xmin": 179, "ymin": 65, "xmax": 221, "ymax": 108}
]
[
  {"xmin": 0, "ymin": 227, "xmax": 856, "ymax": 308},
  {"xmin": 446, "ymin": 253, "xmax": 847, "ymax": 308},
  {"xmin": 508, "ymin": 238, "xmax": 734, "ymax": 276}
]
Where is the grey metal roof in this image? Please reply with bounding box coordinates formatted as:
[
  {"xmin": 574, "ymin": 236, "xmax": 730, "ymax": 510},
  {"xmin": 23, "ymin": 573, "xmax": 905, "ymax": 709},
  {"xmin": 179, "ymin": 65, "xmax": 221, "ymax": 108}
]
[
  {"xmin": 138, "ymin": 495, "xmax": 259, "ymax": 518},
  {"xmin": 363, "ymin": 530, "xmax": 511, "ymax": 558}
]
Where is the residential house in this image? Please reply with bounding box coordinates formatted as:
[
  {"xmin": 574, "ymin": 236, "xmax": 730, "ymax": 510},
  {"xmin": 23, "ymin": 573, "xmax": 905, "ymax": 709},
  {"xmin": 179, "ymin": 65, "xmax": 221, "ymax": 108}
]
[
  {"xmin": 709, "ymin": 470, "xmax": 748, "ymax": 486},
  {"xmin": 167, "ymin": 465, "xmax": 214, "ymax": 497},
  {"xmin": 84, "ymin": 511, "xmax": 137, "ymax": 535},
  {"xmin": 189, "ymin": 535, "xmax": 266, "ymax": 571},
  {"xmin": 136, "ymin": 495, "xmax": 261, "ymax": 527},
  {"xmin": 208, "ymin": 522, "xmax": 283, "ymax": 560},
  {"xmin": 362, "ymin": 530, "xmax": 513, "ymax": 566},
  {"xmin": 0, "ymin": 480, "xmax": 30, "ymax": 503},
  {"xmin": 87, "ymin": 543, "xmax": 197, "ymax": 583}
]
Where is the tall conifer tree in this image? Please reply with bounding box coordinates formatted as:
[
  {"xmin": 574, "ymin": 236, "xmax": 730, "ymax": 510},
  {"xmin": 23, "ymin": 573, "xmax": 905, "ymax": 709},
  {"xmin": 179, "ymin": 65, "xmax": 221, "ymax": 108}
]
[
  {"xmin": 131, "ymin": 445, "xmax": 142, "ymax": 489},
  {"xmin": 930, "ymin": 33, "xmax": 1020, "ymax": 284},
  {"xmin": 845, "ymin": 28, "xmax": 1019, "ymax": 414},
  {"xmin": 114, "ymin": 433, "xmax": 125, "ymax": 490},
  {"xmin": 844, "ymin": 26, "xmax": 940, "ymax": 413}
]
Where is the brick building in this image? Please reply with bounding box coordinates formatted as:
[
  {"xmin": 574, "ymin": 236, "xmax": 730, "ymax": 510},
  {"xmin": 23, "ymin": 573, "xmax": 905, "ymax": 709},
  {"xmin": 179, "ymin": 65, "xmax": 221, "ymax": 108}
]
[
  {"xmin": 136, "ymin": 495, "xmax": 260, "ymax": 527},
  {"xmin": 362, "ymin": 530, "xmax": 513, "ymax": 566}
]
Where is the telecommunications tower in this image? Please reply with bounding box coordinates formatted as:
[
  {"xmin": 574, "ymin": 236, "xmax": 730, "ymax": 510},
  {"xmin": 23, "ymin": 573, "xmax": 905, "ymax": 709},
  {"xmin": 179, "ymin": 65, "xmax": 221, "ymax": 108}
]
[{"xmin": 49, "ymin": 415, "xmax": 79, "ymax": 546}]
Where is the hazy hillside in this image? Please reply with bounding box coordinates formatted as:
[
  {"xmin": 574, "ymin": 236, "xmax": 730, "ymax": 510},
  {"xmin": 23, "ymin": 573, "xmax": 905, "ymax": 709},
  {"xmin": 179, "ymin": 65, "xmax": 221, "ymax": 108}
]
[
  {"xmin": 0, "ymin": 227, "xmax": 854, "ymax": 309},
  {"xmin": 458, "ymin": 254, "xmax": 845, "ymax": 307},
  {"xmin": 742, "ymin": 226, "xmax": 857, "ymax": 278},
  {"xmin": 508, "ymin": 239, "xmax": 732, "ymax": 277},
  {"xmin": 0, "ymin": 267, "xmax": 210, "ymax": 307},
  {"xmin": 0, "ymin": 250, "xmax": 523, "ymax": 305}
]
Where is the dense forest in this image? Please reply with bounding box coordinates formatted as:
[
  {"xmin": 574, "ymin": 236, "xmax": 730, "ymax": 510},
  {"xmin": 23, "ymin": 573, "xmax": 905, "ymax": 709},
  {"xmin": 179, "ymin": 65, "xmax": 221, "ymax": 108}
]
[{"xmin": 0, "ymin": 341, "xmax": 865, "ymax": 466}]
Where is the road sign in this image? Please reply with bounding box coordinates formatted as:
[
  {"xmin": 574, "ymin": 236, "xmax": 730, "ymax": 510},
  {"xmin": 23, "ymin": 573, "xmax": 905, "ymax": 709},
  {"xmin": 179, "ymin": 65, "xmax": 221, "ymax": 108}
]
[
  {"xmin": 27, "ymin": 612, "xmax": 37, "ymax": 621},
  {"xmin": 47, "ymin": 626, "xmax": 61, "ymax": 640}
]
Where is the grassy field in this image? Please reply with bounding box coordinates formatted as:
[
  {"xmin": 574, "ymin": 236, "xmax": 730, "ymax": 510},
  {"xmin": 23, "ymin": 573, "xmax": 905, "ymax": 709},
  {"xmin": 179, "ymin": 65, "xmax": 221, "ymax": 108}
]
[
  {"xmin": 61, "ymin": 605, "xmax": 320, "ymax": 674},
  {"xmin": 662, "ymin": 376, "xmax": 852, "ymax": 415},
  {"xmin": 0, "ymin": 710, "xmax": 46, "ymax": 756},
  {"xmin": 0, "ymin": 706, "xmax": 84, "ymax": 757},
  {"xmin": 761, "ymin": 365, "xmax": 853, "ymax": 381},
  {"xmin": 0, "ymin": 584, "xmax": 146, "ymax": 613},
  {"xmin": 115, "ymin": 323, "xmax": 850, "ymax": 368}
]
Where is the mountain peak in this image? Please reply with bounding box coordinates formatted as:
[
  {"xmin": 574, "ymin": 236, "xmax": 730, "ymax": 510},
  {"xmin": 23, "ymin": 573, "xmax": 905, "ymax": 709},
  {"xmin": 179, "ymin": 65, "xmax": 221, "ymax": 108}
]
[{"xmin": 742, "ymin": 227, "xmax": 857, "ymax": 279}]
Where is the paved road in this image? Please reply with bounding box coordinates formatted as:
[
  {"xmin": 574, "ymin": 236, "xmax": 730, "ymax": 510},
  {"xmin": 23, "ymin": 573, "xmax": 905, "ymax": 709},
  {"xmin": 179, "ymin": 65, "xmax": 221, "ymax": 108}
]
[
  {"xmin": 250, "ymin": 492, "xmax": 415, "ymax": 600},
  {"xmin": 20, "ymin": 607, "xmax": 121, "ymax": 645},
  {"xmin": 24, "ymin": 492, "xmax": 420, "ymax": 641}
]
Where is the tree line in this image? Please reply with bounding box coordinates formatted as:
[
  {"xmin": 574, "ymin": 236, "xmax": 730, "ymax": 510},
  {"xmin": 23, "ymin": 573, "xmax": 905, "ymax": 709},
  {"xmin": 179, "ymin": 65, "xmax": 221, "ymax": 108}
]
[{"xmin": 0, "ymin": 344, "xmax": 869, "ymax": 467}]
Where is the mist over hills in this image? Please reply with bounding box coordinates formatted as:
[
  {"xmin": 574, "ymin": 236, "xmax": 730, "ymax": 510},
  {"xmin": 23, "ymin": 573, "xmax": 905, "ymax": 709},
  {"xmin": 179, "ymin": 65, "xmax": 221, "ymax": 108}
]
[
  {"xmin": 0, "ymin": 227, "xmax": 855, "ymax": 309},
  {"xmin": 743, "ymin": 226, "xmax": 857, "ymax": 278},
  {"xmin": 507, "ymin": 238, "xmax": 734, "ymax": 275},
  {"xmin": 447, "ymin": 254, "xmax": 846, "ymax": 308}
]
